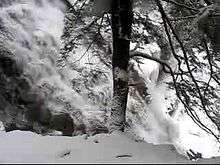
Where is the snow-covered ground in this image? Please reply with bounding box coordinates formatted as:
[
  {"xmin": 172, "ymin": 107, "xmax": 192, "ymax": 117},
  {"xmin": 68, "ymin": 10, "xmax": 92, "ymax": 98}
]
[{"xmin": 0, "ymin": 130, "xmax": 219, "ymax": 164}]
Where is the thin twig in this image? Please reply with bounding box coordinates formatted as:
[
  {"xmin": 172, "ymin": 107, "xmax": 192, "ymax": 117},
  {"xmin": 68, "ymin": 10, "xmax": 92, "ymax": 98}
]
[
  {"xmin": 72, "ymin": 14, "xmax": 105, "ymax": 64},
  {"xmin": 169, "ymin": 15, "xmax": 197, "ymax": 21}
]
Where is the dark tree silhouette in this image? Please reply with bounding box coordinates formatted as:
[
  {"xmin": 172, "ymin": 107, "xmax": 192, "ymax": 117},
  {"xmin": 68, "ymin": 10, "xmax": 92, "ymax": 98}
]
[{"xmin": 110, "ymin": 0, "xmax": 133, "ymax": 132}]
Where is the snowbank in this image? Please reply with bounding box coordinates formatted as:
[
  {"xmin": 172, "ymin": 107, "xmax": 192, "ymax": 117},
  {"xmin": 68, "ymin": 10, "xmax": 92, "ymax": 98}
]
[{"xmin": 0, "ymin": 131, "xmax": 219, "ymax": 163}]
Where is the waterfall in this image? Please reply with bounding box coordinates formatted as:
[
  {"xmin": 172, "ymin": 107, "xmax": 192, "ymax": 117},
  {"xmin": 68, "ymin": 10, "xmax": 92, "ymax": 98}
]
[{"xmin": 0, "ymin": 0, "xmax": 105, "ymax": 135}]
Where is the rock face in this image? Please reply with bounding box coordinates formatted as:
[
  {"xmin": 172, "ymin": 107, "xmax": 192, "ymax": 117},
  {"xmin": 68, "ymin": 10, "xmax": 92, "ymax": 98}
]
[
  {"xmin": 0, "ymin": 41, "xmax": 79, "ymax": 135},
  {"xmin": 0, "ymin": 44, "xmax": 34, "ymax": 131}
]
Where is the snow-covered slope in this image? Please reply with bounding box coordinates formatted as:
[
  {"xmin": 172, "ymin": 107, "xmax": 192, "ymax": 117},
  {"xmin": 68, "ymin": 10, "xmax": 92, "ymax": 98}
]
[{"xmin": 0, "ymin": 130, "xmax": 219, "ymax": 163}]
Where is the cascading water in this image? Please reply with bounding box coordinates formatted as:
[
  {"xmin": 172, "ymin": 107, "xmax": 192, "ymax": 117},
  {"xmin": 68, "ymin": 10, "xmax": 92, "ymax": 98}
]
[
  {"xmin": 0, "ymin": 0, "xmax": 220, "ymax": 159},
  {"xmin": 0, "ymin": 0, "xmax": 108, "ymax": 135}
]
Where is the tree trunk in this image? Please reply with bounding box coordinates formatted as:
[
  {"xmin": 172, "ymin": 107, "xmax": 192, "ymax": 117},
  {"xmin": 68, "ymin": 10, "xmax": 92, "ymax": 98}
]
[{"xmin": 110, "ymin": 0, "xmax": 133, "ymax": 132}]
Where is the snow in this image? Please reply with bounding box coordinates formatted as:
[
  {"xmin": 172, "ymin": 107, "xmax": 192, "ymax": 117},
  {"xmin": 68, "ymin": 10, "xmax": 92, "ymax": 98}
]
[
  {"xmin": 130, "ymin": 42, "xmax": 161, "ymax": 84},
  {"xmin": 175, "ymin": 115, "xmax": 220, "ymax": 158},
  {"xmin": 129, "ymin": 42, "xmax": 220, "ymax": 158},
  {"xmin": 113, "ymin": 67, "xmax": 129, "ymax": 82},
  {"xmin": 0, "ymin": 130, "xmax": 219, "ymax": 163}
]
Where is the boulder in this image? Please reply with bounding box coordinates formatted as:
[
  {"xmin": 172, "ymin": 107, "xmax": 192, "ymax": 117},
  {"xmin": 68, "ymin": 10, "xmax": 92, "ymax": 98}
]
[{"xmin": 50, "ymin": 113, "xmax": 74, "ymax": 136}]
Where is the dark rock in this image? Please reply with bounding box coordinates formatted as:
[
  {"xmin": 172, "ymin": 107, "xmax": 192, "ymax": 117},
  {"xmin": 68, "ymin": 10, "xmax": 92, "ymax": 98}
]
[
  {"xmin": 0, "ymin": 52, "xmax": 21, "ymax": 77},
  {"xmin": 186, "ymin": 149, "xmax": 203, "ymax": 161},
  {"xmin": 116, "ymin": 154, "xmax": 133, "ymax": 158},
  {"xmin": 73, "ymin": 123, "xmax": 87, "ymax": 136},
  {"xmin": 39, "ymin": 108, "xmax": 52, "ymax": 125},
  {"xmin": 0, "ymin": 44, "xmax": 52, "ymax": 133},
  {"xmin": 83, "ymin": 134, "xmax": 90, "ymax": 140},
  {"xmin": 87, "ymin": 119, "xmax": 109, "ymax": 136},
  {"xmin": 93, "ymin": 139, "xmax": 99, "ymax": 143},
  {"xmin": 57, "ymin": 149, "xmax": 71, "ymax": 158},
  {"xmin": 4, "ymin": 122, "xmax": 33, "ymax": 132},
  {"xmin": 50, "ymin": 113, "xmax": 74, "ymax": 136}
]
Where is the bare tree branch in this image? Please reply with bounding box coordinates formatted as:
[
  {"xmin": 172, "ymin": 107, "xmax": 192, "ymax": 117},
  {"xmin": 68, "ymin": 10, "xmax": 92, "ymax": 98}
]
[
  {"xmin": 169, "ymin": 15, "xmax": 197, "ymax": 21},
  {"xmin": 155, "ymin": 0, "xmax": 220, "ymax": 140}
]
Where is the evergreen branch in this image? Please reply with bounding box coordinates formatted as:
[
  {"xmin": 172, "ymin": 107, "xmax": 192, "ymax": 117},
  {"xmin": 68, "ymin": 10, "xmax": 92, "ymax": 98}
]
[
  {"xmin": 72, "ymin": 13, "xmax": 105, "ymax": 64},
  {"xmin": 161, "ymin": 0, "xmax": 199, "ymax": 13}
]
